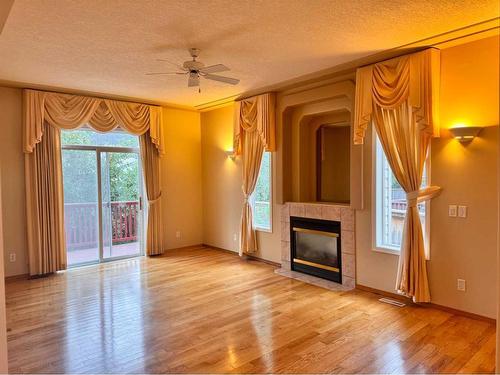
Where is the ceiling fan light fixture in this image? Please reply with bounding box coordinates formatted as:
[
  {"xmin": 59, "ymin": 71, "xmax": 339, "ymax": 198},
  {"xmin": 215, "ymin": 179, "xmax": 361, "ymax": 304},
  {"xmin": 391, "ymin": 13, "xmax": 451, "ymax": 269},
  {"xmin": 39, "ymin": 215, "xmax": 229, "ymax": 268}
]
[{"xmin": 147, "ymin": 48, "xmax": 239, "ymax": 91}]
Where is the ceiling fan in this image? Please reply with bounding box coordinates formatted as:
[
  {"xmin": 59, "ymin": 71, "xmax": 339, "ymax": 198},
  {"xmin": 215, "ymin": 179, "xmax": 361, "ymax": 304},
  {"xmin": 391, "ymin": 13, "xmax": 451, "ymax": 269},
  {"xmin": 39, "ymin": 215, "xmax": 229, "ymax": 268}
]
[{"xmin": 146, "ymin": 48, "xmax": 240, "ymax": 92}]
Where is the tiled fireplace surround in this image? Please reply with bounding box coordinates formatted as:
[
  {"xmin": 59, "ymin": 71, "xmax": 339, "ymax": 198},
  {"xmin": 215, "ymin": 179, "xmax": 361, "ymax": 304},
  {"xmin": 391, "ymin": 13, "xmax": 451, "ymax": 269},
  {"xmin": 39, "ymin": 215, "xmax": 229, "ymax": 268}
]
[{"xmin": 279, "ymin": 202, "xmax": 356, "ymax": 289}]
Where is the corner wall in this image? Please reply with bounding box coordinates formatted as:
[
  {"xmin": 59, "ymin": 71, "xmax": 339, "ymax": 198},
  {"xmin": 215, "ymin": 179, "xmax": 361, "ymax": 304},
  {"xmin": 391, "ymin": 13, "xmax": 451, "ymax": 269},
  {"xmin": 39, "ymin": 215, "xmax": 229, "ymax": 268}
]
[
  {"xmin": 161, "ymin": 107, "xmax": 203, "ymax": 249},
  {"xmin": 200, "ymin": 106, "xmax": 281, "ymax": 263},
  {"xmin": 0, "ymin": 167, "xmax": 9, "ymax": 372},
  {"xmin": 0, "ymin": 87, "xmax": 28, "ymax": 277},
  {"xmin": 200, "ymin": 106, "xmax": 241, "ymax": 253},
  {"xmin": 497, "ymin": 101, "xmax": 500, "ymax": 372}
]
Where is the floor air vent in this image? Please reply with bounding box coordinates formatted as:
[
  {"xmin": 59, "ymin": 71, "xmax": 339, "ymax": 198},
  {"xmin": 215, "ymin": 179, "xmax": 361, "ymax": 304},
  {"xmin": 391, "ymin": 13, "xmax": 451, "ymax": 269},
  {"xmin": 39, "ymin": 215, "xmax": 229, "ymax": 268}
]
[{"xmin": 379, "ymin": 297, "xmax": 406, "ymax": 307}]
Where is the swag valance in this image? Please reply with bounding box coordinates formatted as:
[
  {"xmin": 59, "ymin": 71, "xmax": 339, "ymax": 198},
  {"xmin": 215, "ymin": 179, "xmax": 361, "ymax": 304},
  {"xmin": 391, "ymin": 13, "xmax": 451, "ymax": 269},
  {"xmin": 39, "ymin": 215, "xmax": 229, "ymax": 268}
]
[
  {"xmin": 353, "ymin": 48, "xmax": 440, "ymax": 145},
  {"xmin": 233, "ymin": 92, "xmax": 276, "ymax": 155},
  {"xmin": 23, "ymin": 89, "xmax": 163, "ymax": 153}
]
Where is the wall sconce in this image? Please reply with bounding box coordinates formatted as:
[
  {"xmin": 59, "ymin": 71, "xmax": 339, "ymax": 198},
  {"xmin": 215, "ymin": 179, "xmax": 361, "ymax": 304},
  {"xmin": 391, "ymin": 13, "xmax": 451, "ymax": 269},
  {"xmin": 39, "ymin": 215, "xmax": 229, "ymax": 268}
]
[
  {"xmin": 449, "ymin": 126, "xmax": 482, "ymax": 143},
  {"xmin": 225, "ymin": 150, "xmax": 236, "ymax": 160}
]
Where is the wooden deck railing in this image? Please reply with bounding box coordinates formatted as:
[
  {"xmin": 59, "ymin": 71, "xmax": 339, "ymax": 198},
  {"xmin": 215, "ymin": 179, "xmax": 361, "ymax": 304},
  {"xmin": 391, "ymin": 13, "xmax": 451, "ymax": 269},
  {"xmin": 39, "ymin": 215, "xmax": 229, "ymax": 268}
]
[
  {"xmin": 64, "ymin": 201, "xmax": 139, "ymax": 250},
  {"xmin": 110, "ymin": 201, "xmax": 139, "ymax": 244},
  {"xmin": 391, "ymin": 199, "xmax": 426, "ymax": 214}
]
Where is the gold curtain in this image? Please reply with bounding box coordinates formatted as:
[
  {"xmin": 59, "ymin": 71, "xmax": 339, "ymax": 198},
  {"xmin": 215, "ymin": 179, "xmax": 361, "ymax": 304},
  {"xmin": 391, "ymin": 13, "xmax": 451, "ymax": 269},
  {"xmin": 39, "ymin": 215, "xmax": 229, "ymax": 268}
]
[
  {"xmin": 23, "ymin": 90, "xmax": 163, "ymax": 153},
  {"xmin": 233, "ymin": 93, "xmax": 276, "ymax": 156},
  {"xmin": 139, "ymin": 133, "xmax": 163, "ymax": 256},
  {"xmin": 239, "ymin": 131, "xmax": 266, "ymax": 255},
  {"xmin": 234, "ymin": 93, "xmax": 276, "ymax": 255},
  {"xmin": 354, "ymin": 49, "xmax": 440, "ymax": 145},
  {"xmin": 25, "ymin": 122, "xmax": 66, "ymax": 276},
  {"xmin": 353, "ymin": 49, "xmax": 441, "ymax": 303},
  {"xmin": 23, "ymin": 89, "xmax": 164, "ymax": 275}
]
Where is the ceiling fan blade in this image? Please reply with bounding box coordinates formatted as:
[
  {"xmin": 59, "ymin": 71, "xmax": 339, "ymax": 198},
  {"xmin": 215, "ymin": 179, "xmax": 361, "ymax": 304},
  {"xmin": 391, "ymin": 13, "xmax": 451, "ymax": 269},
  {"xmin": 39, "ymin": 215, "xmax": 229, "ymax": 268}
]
[
  {"xmin": 145, "ymin": 72, "xmax": 187, "ymax": 75},
  {"xmin": 204, "ymin": 74, "xmax": 240, "ymax": 85},
  {"xmin": 188, "ymin": 74, "xmax": 200, "ymax": 87},
  {"xmin": 156, "ymin": 58, "xmax": 187, "ymax": 70},
  {"xmin": 199, "ymin": 64, "xmax": 229, "ymax": 74}
]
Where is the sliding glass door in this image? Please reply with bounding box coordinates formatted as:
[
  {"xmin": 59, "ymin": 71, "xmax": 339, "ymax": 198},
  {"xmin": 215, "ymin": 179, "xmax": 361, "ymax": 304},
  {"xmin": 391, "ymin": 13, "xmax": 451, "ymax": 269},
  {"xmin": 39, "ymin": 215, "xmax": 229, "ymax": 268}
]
[
  {"xmin": 62, "ymin": 149, "xmax": 100, "ymax": 265},
  {"xmin": 101, "ymin": 151, "xmax": 142, "ymax": 261},
  {"xmin": 61, "ymin": 130, "xmax": 144, "ymax": 267}
]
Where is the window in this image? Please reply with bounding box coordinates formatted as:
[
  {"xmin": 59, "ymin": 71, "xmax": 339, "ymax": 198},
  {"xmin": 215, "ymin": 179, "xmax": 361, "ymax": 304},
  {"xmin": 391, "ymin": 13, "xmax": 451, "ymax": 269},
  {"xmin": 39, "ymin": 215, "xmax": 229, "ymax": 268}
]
[
  {"xmin": 373, "ymin": 135, "xmax": 429, "ymax": 254},
  {"xmin": 61, "ymin": 128, "xmax": 139, "ymax": 148},
  {"xmin": 251, "ymin": 152, "xmax": 272, "ymax": 232}
]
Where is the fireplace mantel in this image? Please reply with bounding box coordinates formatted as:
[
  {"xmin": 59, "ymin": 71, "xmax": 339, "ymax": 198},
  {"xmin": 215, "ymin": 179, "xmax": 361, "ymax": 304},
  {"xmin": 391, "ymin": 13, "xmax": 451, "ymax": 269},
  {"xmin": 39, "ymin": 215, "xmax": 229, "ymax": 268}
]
[{"xmin": 279, "ymin": 202, "xmax": 356, "ymax": 289}]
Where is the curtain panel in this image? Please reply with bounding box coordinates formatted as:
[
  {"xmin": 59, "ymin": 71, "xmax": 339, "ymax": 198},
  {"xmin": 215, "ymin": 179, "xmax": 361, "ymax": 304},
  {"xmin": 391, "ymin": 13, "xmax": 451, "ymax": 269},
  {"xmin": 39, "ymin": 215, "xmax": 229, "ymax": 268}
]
[
  {"xmin": 139, "ymin": 133, "xmax": 163, "ymax": 256},
  {"xmin": 233, "ymin": 93, "xmax": 276, "ymax": 255},
  {"xmin": 352, "ymin": 49, "xmax": 441, "ymax": 303},
  {"xmin": 25, "ymin": 122, "xmax": 66, "ymax": 276},
  {"xmin": 23, "ymin": 89, "xmax": 164, "ymax": 275}
]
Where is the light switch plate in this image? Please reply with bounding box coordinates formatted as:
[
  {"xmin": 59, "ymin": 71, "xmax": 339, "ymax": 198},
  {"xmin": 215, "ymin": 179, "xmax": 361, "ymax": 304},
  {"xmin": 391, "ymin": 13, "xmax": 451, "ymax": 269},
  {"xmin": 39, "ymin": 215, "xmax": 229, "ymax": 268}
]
[
  {"xmin": 457, "ymin": 279, "xmax": 466, "ymax": 291},
  {"xmin": 448, "ymin": 205, "xmax": 457, "ymax": 217},
  {"xmin": 458, "ymin": 205, "xmax": 467, "ymax": 218}
]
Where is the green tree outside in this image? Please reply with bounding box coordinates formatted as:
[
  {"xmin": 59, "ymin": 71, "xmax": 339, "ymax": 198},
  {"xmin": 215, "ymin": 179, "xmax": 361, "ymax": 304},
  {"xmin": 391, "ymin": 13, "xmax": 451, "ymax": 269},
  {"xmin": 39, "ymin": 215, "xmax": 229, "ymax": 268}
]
[{"xmin": 61, "ymin": 130, "xmax": 140, "ymax": 203}]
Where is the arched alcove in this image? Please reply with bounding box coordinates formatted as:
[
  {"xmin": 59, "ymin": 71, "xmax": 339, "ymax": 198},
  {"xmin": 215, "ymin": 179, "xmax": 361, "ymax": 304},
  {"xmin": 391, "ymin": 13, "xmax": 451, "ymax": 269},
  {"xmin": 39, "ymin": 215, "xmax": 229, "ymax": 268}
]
[{"xmin": 276, "ymin": 80, "xmax": 362, "ymax": 209}]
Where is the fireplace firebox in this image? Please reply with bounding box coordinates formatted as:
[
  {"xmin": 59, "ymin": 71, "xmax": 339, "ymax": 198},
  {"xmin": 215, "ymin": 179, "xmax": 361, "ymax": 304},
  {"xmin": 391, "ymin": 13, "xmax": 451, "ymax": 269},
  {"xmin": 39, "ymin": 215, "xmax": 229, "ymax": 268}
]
[{"xmin": 290, "ymin": 216, "xmax": 341, "ymax": 283}]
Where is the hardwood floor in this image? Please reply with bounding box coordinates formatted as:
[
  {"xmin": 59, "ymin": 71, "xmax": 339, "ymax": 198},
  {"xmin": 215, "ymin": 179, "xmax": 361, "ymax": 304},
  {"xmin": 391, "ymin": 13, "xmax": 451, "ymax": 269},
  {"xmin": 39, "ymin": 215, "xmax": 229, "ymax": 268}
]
[{"xmin": 5, "ymin": 246, "xmax": 496, "ymax": 373}]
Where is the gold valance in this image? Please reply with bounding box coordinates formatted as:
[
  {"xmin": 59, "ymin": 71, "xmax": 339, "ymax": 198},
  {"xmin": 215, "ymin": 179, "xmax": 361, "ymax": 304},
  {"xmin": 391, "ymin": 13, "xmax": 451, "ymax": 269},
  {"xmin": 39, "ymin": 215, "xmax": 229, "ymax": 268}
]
[
  {"xmin": 353, "ymin": 49, "xmax": 440, "ymax": 144},
  {"xmin": 233, "ymin": 92, "xmax": 276, "ymax": 155},
  {"xmin": 23, "ymin": 89, "xmax": 163, "ymax": 153}
]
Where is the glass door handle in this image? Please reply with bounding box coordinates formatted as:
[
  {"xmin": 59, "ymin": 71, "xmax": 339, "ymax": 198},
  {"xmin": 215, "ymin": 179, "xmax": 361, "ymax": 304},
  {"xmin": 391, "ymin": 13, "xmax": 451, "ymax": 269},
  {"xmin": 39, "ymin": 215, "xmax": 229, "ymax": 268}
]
[{"xmin": 139, "ymin": 197, "xmax": 143, "ymax": 211}]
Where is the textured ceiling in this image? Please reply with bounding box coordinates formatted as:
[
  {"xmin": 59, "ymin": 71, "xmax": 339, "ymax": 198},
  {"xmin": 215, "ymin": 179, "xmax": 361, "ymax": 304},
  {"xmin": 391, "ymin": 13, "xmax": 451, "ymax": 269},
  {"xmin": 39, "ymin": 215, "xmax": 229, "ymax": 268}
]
[{"xmin": 0, "ymin": 0, "xmax": 498, "ymax": 107}]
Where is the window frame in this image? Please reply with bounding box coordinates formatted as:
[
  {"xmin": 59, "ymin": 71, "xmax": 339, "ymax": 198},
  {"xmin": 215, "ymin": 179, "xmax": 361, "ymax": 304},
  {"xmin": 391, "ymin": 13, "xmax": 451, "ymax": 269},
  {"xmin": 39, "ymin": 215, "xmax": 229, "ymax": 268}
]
[
  {"xmin": 250, "ymin": 151, "xmax": 273, "ymax": 233},
  {"xmin": 371, "ymin": 133, "xmax": 431, "ymax": 257}
]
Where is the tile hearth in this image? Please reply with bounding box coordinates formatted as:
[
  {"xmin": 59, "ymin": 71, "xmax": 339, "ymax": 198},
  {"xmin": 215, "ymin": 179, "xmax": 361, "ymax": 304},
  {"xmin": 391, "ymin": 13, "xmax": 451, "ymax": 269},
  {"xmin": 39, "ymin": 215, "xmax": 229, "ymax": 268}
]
[{"xmin": 278, "ymin": 202, "xmax": 356, "ymax": 289}]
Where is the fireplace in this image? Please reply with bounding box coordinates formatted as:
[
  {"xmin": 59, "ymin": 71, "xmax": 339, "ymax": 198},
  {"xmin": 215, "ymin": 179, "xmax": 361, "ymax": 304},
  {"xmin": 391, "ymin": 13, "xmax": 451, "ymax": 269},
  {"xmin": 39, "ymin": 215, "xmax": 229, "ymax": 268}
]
[{"xmin": 290, "ymin": 216, "xmax": 341, "ymax": 283}]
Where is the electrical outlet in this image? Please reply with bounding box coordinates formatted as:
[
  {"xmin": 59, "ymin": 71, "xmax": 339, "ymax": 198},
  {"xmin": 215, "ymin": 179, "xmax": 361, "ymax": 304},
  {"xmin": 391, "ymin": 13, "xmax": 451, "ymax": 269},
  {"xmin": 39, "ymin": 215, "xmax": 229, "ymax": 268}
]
[
  {"xmin": 448, "ymin": 205, "xmax": 457, "ymax": 217},
  {"xmin": 9, "ymin": 253, "xmax": 16, "ymax": 262},
  {"xmin": 233, "ymin": 233, "xmax": 238, "ymax": 242},
  {"xmin": 457, "ymin": 279, "xmax": 466, "ymax": 291},
  {"xmin": 458, "ymin": 205, "xmax": 467, "ymax": 218},
  {"xmin": 175, "ymin": 230, "xmax": 181, "ymax": 239}
]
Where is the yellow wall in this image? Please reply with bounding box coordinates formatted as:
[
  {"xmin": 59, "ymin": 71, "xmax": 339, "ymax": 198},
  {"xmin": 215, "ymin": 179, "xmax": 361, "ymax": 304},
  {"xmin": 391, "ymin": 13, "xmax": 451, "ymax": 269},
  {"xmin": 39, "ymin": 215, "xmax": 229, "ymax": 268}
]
[
  {"xmin": 430, "ymin": 36, "xmax": 498, "ymax": 315},
  {"xmin": 161, "ymin": 107, "xmax": 203, "ymax": 249},
  {"xmin": 200, "ymin": 106, "xmax": 241, "ymax": 252},
  {"xmin": 0, "ymin": 168, "xmax": 9, "ymax": 372},
  {"xmin": 497, "ymin": 128, "xmax": 500, "ymax": 371},
  {"xmin": 0, "ymin": 87, "xmax": 203, "ymax": 276},
  {"xmin": 356, "ymin": 36, "xmax": 499, "ymax": 318},
  {"xmin": 200, "ymin": 105, "xmax": 281, "ymax": 263},
  {"xmin": 0, "ymin": 87, "xmax": 28, "ymax": 277}
]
